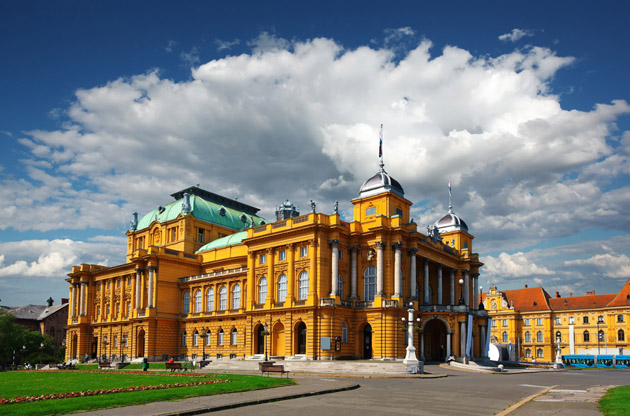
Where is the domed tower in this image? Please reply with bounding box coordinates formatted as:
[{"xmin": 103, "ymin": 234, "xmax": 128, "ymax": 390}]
[
  {"xmin": 433, "ymin": 183, "xmax": 473, "ymax": 253},
  {"xmin": 352, "ymin": 161, "xmax": 412, "ymax": 224}
]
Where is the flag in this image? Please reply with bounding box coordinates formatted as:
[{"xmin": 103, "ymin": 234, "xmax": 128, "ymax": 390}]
[{"xmin": 378, "ymin": 124, "xmax": 383, "ymax": 158}]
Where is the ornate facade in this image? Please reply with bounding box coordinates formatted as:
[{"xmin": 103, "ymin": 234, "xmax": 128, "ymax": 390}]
[
  {"xmin": 484, "ymin": 280, "xmax": 630, "ymax": 362},
  {"xmin": 65, "ymin": 164, "xmax": 488, "ymax": 362}
]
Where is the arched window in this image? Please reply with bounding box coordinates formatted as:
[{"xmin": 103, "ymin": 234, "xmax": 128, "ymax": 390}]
[
  {"xmin": 232, "ymin": 284, "xmax": 241, "ymax": 309},
  {"xmin": 231, "ymin": 328, "xmax": 238, "ymax": 345},
  {"xmin": 183, "ymin": 291, "xmax": 190, "ymax": 314},
  {"xmin": 258, "ymin": 277, "xmax": 267, "ymax": 304},
  {"xmin": 583, "ymin": 330, "xmax": 590, "ymax": 342},
  {"xmin": 536, "ymin": 348, "xmax": 543, "ymax": 358},
  {"xmin": 193, "ymin": 330, "xmax": 199, "ymax": 346},
  {"xmin": 555, "ymin": 331, "xmax": 561, "ymax": 342},
  {"xmin": 525, "ymin": 348, "xmax": 531, "ymax": 358},
  {"xmin": 182, "ymin": 331, "xmax": 187, "ymax": 346},
  {"xmin": 277, "ymin": 274, "xmax": 287, "ymax": 302},
  {"xmin": 536, "ymin": 331, "xmax": 543, "ymax": 342},
  {"xmin": 342, "ymin": 322, "xmax": 348, "ymax": 344},
  {"xmin": 364, "ymin": 266, "xmax": 376, "ymax": 301},
  {"xmin": 205, "ymin": 329, "xmax": 211, "ymax": 346},
  {"xmin": 219, "ymin": 286, "xmax": 227, "ymax": 310},
  {"xmin": 194, "ymin": 289, "xmax": 202, "ymax": 313},
  {"xmin": 298, "ymin": 271, "xmax": 309, "ymax": 300},
  {"xmin": 206, "ymin": 288, "xmax": 214, "ymax": 311},
  {"xmin": 218, "ymin": 329, "xmax": 224, "ymax": 346},
  {"xmin": 502, "ymin": 331, "xmax": 508, "ymax": 343},
  {"xmin": 525, "ymin": 331, "xmax": 531, "ymax": 342},
  {"xmin": 338, "ymin": 273, "xmax": 344, "ymax": 298},
  {"xmin": 619, "ymin": 329, "xmax": 625, "ymax": 342}
]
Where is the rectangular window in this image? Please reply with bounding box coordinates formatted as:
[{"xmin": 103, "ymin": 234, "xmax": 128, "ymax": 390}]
[
  {"xmin": 279, "ymin": 250, "xmax": 286, "ymax": 261},
  {"xmin": 555, "ymin": 317, "xmax": 561, "ymax": 324},
  {"xmin": 598, "ymin": 315, "xmax": 604, "ymax": 323},
  {"xmin": 395, "ymin": 208, "xmax": 403, "ymax": 217},
  {"xmin": 198, "ymin": 228, "xmax": 204, "ymax": 243},
  {"xmin": 618, "ymin": 314, "xmax": 625, "ymax": 323},
  {"xmin": 107, "ymin": 281, "xmax": 111, "ymax": 289},
  {"xmin": 116, "ymin": 303, "xmax": 120, "ymax": 316},
  {"xmin": 218, "ymin": 332, "xmax": 224, "ymax": 346},
  {"xmin": 525, "ymin": 319, "xmax": 530, "ymax": 326},
  {"xmin": 536, "ymin": 318, "xmax": 542, "ymax": 326},
  {"xmin": 366, "ymin": 207, "xmax": 376, "ymax": 216},
  {"xmin": 260, "ymin": 254, "xmax": 266, "ymax": 265},
  {"xmin": 117, "ymin": 279, "xmax": 121, "ymax": 288},
  {"xmin": 569, "ymin": 317, "xmax": 575, "ymax": 325},
  {"xmin": 583, "ymin": 316, "xmax": 589, "ymax": 324},
  {"xmin": 300, "ymin": 246, "xmax": 308, "ymax": 257},
  {"xmin": 127, "ymin": 302, "xmax": 131, "ymax": 318},
  {"xmin": 127, "ymin": 277, "xmax": 131, "ymax": 286},
  {"xmin": 491, "ymin": 320, "xmax": 497, "ymax": 327},
  {"xmin": 114, "ymin": 336, "xmax": 118, "ymax": 348},
  {"xmin": 502, "ymin": 319, "xmax": 508, "ymax": 327},
  {"xmin": 338, "ymin": 249, "xmax": 343, "ymax": 260}
]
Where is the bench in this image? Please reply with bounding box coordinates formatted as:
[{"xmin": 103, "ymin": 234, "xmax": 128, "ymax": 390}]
[
  {"xmin": 260, "ymin": 363, "xmax": 290, "ymax": 378},
  {"xmin": 98, "ymin": 362, "xmax": 112, "ymax": 369},
  {"xmin": 165, "ymin": 362, "xmax": 185, "ymax": 372},
  {"xmin": 57, "ymin": 362, "xmax": 75, "ymax": 370}
]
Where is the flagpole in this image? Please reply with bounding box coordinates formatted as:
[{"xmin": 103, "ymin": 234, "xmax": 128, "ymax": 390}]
[{"xmin": 379, "ymin": 124, "xmax": 384, "ymax": 171}]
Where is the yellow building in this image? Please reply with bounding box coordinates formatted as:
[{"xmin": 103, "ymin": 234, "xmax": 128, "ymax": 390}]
[
  {"xmin": 65, "ymin": 163, "xmax": 489, "ymax": 362},
  {"xmin": 484, "ymin": 280, "xmax": 630, "ymax": 362}
]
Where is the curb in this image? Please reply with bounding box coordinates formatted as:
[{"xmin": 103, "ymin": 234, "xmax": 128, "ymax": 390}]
[
  {"xmin": 494, "ymin": 385, "xmax": 557, "ymax": 416},
  {"xmin": 154, "ymin": 382, "xmax": 361, "ymax": 416}
]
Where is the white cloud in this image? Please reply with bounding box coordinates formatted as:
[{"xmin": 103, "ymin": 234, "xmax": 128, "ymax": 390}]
[
  {"xmin": 499, "ymin": 28, "xmax": 534, "ymax": 42},
  {"xmin": 215, "ymin": 38, "xmax": 240, "ymax": 51},
  {"xmin": 565, "ymin": 254, "xmax": 630, "ymax": 279},
  {"xmin": 482, "ymin": 252, "xmax": 554, "ymax": 278}
]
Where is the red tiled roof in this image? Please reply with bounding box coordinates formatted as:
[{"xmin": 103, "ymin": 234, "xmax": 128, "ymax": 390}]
[
  {"xmin": 607, "ymin": 279, "xmax": 630, "ymax": 307},
  {"xmin": 549, "ymin": 294, "xmax": 616, "ymax": 310},
  {"xmin": 499, "ymin": 287, "xmax": 552, "ymax": 312}
]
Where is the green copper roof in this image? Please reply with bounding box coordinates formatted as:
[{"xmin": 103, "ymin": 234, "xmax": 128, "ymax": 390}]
[
  {"xmin": 135, "ymin": 194, "xmax": 266, "ymax": 231},
  {"xmin": 195, "ymin": 231, "xmax": 247, "ymax": 253}
]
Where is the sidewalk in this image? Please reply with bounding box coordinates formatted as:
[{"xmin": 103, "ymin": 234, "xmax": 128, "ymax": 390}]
[{"xmin": 78, "ymin": 376, "xmax": 359, "ymax": 416}]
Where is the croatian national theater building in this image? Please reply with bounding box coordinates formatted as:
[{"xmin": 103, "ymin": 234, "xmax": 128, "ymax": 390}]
[
  {"xmin": 484, "ymin": 280, "xmax": 630, "ymax": 362},
  {"xmin": 65, "ymin": 162, "xmax": 489, "ymax": 362}
]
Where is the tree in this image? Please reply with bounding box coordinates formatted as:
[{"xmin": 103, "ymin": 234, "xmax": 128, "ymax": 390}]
[{"xmin": 0, "ymin": 310, "xmax": 56, "ymax": 369}]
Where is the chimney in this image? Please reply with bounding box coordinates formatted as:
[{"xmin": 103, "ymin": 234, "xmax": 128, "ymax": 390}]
[
  {"xmin": 570, "ymin": 292, "xmax": 573, "ymax": 297},
  {"xmin": 556, "ymin": 291, "xmax": 560, "ymax": 298},
  {"xmin": 524, "ymin": 284, "xmax": 528, "ymax": 288},
  {"xmin": 61, "ymin": 298, "xmax": 69, "ymax": 304},
  {"xmin": 586, "ymin": 290, "xmax": 595, "ymax": 296}
]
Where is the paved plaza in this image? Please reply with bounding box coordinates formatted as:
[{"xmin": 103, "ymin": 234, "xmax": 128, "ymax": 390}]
[{"xmin": 78, "ymin": 364, "xmax": 628, "ymax": 416}]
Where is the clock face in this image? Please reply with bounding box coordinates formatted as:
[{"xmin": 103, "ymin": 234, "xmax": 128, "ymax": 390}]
[{"xmin": 490, "ymin": 301, "xmax": 497, "ymax": 310}]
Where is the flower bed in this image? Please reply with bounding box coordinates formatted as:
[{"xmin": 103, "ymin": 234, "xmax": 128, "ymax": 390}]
[{"xmin": 0, "ymin": 371, "xmax": 230, "ymax": 405}]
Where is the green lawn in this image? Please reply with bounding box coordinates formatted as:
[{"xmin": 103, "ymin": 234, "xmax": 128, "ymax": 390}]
[
  {"xmin": 0, "ymin": 371, "xmax": 293, "ymax": 416},
  {"xmin": 600, "ymin": 385, "xmax": 630, "ymax": 416}
]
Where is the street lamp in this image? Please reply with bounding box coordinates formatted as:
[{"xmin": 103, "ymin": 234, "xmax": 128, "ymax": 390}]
[
  {"xmin": 458, "ymin": 279, "xmax": 465, "ymax": 305},
  {"xmin": 200, "ymin": 327, "xmax": 206, "ymax": 360},
  {"xmin": 264, "ymin": 323, "xmax": 269, "ymax": 361},
  {"xmin": 597, "ymin": 323, "xmax": 601, "ymax": 354},
  {"xmin": 402, "ymin": 306, "xmax": 422, "ymax": 373},
  {"xmin": 479, "ymin": 286, "xmax": 484, "ymax": 310}
]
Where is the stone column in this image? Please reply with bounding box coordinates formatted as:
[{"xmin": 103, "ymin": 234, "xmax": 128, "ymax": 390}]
[
  {"xmin": 437, "ymin": 264, "xmax": 443, "ymax": 305},
  {"xmin": 450, "ymin": 269, "xmax": 455, "ymax": 305},
  {"xmin": 329, "ymin": 240, "xmax": 340, "ymax": 297},
  {"xmin": 267, "ymin": 248, "xmax": 275, "ymax": 304},
  {"xmin": 147, "ymin": 266, "xmax": 156, "ymax": 309},
  {"xmin": 350, "ymin": 246, "xmax": 359, "ymax": 299},
  {"xmin": 80, "ymin": 281, "xmax": 87, "ymax": 316},
  {"xmin": 480, "ymin": 325, "xmax": 487, "ymax": 358},
  {"xmin": 393, "ymin": 242, "xmax": 402, "ymax": 298},
  {"xmin": 463, "ymin": 270, "xmax": 470, "ymax": 307},
  {"xmin": 71, "ymin": 283, "xmax": 78, "ymax": 318},
  {"xmin": 375, "ymin": 241, "xmax": 384, "ymax": 297},
  {"xmin": 308, "ymin": 239, "xmax": 318, "ymax": 302},
  {"xmin": 446, "ymin": 331, "xmax": 452, "ymax": 358},
  {"xmin": 135, "ymin": 268, "xmax": 143, "ymax": 310},
  {"xmin": 423, "ymin": 259, "xmax": 430, "ymax": 305},
  {"xmin": 408, "ymin": 248, "xmax": 417, "ymax": 300},
  {"xmin": 287, "ymin": 244, "xmax": 295, "ymax": 302},
  {"xmin": 459, "ymin": 321, "xmax": 466, "ymax": 358},
  {"xmin": 473, "ymin": 273, "xmax": 479, "ymax": 310},
  {"xmin": 246, "ymin": 251, "xmax": 255, "ymax": 309}
]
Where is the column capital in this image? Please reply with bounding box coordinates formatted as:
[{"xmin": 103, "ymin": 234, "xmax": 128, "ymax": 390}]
[
  {"xmin": 79, "ymin": 280, "xmax": 88, "ymax": 285},
  {"xmin": 135, "ymin": 268, "xmax": 145, "ymax": 273},
  {"xmin": 147, "ymin": 265, "xmax": 157, "ymax": 272},
  {"xmin": 374, "ymin": 241, "xmax": 385, "ymax": 249},
  {"xmin": 72, "ymin": 282, "xmax": 80, "ymax": 287},
  {"xmin": 349, "ymin": 245, "xmax": 360, "ymax": 252},
  {"xmin": 392, "ymin": 241, "xmax": 403, "ymax": 250},
  {"xmin": 266, "ymin": 247, "xmax": 273, "ymax": 254},
  {"xmin": 407, "ymin": 247, "xmax": 418, "ymax": 255},
  {"xmin": 308, "ymin": 238, "xmax": 318, "ymax": 247},
  {"xmin": 329, "ymin": 239, "xmax": 341, "ymax": 247}
]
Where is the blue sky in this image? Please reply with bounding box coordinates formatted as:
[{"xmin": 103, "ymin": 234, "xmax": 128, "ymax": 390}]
[{"xmin": 1, "ymin": 0, "xmax": 629, "ymax": 306}]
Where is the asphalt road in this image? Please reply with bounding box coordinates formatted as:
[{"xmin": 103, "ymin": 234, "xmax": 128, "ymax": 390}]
[{"xmin": 208, "ymin": 366, "xmax": 629, "ymax": 416}]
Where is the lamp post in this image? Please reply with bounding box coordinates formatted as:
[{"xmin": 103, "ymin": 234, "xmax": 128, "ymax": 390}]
[
  {"xmin": 458, "ymin": 278, "xmax": 465, "ymax": 305},
  {"xmin": 264, "ymin": 323, "xmax": 269, "ymax": 361},
  {"xmin": 597, "ymin": 323, "xmax": 600, "ymax": 354},
  {"xmin": 102, "ymin": 339, "xmax": 108, "ymax": 362},
  {"xmin": 200, "ymin": 327, "xmax": 206, "ymax": 360},
  {"xmin": 554, "ymin": 333, "xmax": 564, "ymax": 368},
  {"xmin": 479, "ymin": 286, "xmax": 484, "ymax": 310},
  {"xmin": 402, "ymin": 304, "xmax": 422, "ymax": 374}
]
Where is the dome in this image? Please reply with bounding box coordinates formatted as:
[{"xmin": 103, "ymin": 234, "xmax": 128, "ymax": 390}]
[
  {"xmin": 434, "ymin": 208, "xmax": 468, "ymax": 233},
  {"xmin": 358, "ymin": 164, "xmax": 404, "ymax": 198}
]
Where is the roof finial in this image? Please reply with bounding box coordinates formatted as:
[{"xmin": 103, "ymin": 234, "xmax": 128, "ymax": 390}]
[
  {"xmin": 378, "ymin": 124, "xmax": 384, "ymax": 172},
  {"xmin": 448, "ymin": 179, "xmax": 452, "ymax": 213}
]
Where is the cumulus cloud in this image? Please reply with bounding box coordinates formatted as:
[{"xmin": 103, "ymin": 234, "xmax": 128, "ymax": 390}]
[
  {"xmin": 482, "ymin": 252, "xmax": 554, "ymax": 278},
  {"xmin": 2, "ymin": 33, "xmax": 628, "ymax": 269},
  {"xmin": 499, "ymin": 28, "xmax": 534, "ymax": 42},
  {"xmin": 565, "ymin": 254, "xmax": 630, "ymax": 279}
]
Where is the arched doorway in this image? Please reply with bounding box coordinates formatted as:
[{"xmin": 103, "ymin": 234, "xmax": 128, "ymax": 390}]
[
  {"xmin": 256, "ymin": 325, "xmax": 265, "ymax": 355},
  {"xmin": 296, "ymin": 322, "xmax": 307, "ymax": 355},
  {"xmin": 363, "ymin": 324, "xmax": 373, "ymax": 359},
  {"xmin": 136, "ymin": 329, "xmax": 145, "ymax": 358},
  {"xmin": 272, "ymin": 322, "xmax": 285, "ymax": 357},
  {"xmin": 91, "ymin": 336, "xmax": 98, "ymax": 359},
  {"xmin": 71, "ymin": 333, "xmax": 78, "ymax": 359},
  {"xmin": 424, "ymin": 318, "xmax": 447, "ymax": 362}
]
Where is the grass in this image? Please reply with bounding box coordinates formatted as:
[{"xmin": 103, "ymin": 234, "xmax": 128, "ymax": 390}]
[
  {"xmin": 599, "ymin": 385, "xmax": 630, "ymax": 416},
  {"xmin": 0, "ymin": 371, "xmax": 293, "ymax": 416}
]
